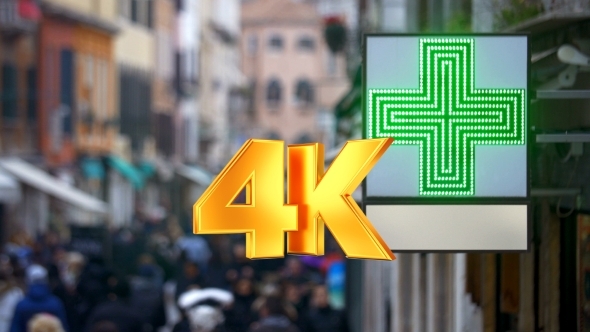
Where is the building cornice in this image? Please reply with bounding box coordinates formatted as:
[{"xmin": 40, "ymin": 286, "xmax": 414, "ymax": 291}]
[{"xmin": 40, "ymin": 1, "xmax": 119, "ymax": 34}]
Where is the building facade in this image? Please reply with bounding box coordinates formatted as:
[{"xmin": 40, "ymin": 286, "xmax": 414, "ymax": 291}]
[
  {"xmin": 200, "ymin": 0, "xmax": 245, "ymax": 171},
  {"xmin": 0, "ymin": 0, "xmax": 39, "ymax": 158},
  {"xmin": 241, "ymin": 0, "xmax": 348, "ymax": 150}
]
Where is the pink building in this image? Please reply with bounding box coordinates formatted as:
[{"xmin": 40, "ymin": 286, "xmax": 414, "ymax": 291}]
[{"xmin": 241, "ymin": 0, "xmax": 349, "ymax": 145}]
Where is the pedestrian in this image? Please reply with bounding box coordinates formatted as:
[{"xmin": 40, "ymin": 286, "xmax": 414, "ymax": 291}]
[
  {"xmin": 9, "ymin": 265, "xmax": 69, "ymax": 332},
  {"xmin": 0, "ymin": 267, "xmax": 23, "ymax": 332},
  {"xmin": 302, "ymin": 285, "xmax": 348, "ymax": 332},
  {"xmin": 84, "ymin": 277, "xmax": 144, "ymax": 332},
  {"xmin": 76, "ymin": 256, "xmax": 110, "ymax": 326},
  {"xmin": 27, "ymin": 313, "xmax": 65, "ymax": 332},
  {"xmin": 174, "ymin": 288, "xmax": 234, "ymax": 332},
  {"xmin": 129, "ymin": 260, "xmax": 167, "ymax": 332},
  {"xmin": 175, "ymin": 230, "xmax": 212, "ymax": 273},
  {"xmin": 224, "ymin": 278, "xmax": 257, "ymax": 332},
  {"xmin": 282, "ymin": 282, "xmax": 307, "ymax": 332},
  {"xmin": 225, "ymin": 243, "xmax": 257, "ymax": 284},
  {"xmin": 249, "ymin": 296, "xmax": 299, "ymax": 332},
  {"xmin": 175, "ymin": 260, "xmax": 207, "ymax": 301},
  {"xmin": 53, "ymin": 252, "xmax": 85, "ymax": 332}
]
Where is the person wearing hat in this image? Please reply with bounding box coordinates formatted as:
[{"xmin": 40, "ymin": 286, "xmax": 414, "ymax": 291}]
[
  {"xmin": 9, "ymin": 264, "xmax": 69, "ymax": 332},
  {"xmin": 0, "ymin": 263, "xmax": 23, "ymax": 332},
  {"xmin": 174, "ymin": 288, "xmax": 234, "ymax": 332}
]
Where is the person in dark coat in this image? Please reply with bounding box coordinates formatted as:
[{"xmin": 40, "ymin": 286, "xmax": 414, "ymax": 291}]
[
  {"xmin": 224, "ymin": 278, "xmax": 257, "ymax": 332},
  {"xmin": 302, "ymin": 285, "xmax": 348, "ymax": 332},
  {"xmin": 129, "ymin": 268, "xmax": 166, "ymax": 331},
  {"xmin": 225, "ymin": 243, "xmax": 258, "ymax": 284},
  {"xmin": 249, "ymin": 296, "xmax": 299, "ymax": 332},
  {"xmin": 175, "ymin": 260, "xmax": 207, "ymax": 301},
  {"xmin": 84, "ymin": 277, "xmax": 143, "ymax": 332},
  {"xmin": 53, "ymin": 252, "xmax": 86, "ymax": 332},
  {"xmin": 9, "ymin": 265, "xmax": 69, "ymax": 332},
  {"xmin": 282, "ymin": 282, "xmax": 308, "ymax": 332},
  {"xmin": 76, "ymin": 257, "xmax": 111, "ymax": 328}
]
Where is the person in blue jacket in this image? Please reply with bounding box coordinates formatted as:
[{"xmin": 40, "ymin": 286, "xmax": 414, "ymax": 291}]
[{"xmin": 9, "ymin": 264, "xmax": 69, "ymax": 332}]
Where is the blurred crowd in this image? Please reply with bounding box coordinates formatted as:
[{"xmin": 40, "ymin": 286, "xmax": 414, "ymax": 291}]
[{"xmin": 0, "ymin": 218, "xmax": 348, "ymax": 332}]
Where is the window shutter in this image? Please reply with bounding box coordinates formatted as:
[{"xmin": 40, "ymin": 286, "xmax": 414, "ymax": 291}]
[
  {"xmin": 147, "ymin": 0, "xmax": 153, "ymax": 28},
  {"xmin": 131, "ymin": 0, "xmax": 138, "ymax": 23},
  {"xmin": 1, "ymin": 63, "xmax": 18, "ymax": 121},
  {"xmin": 60, "ymin": 49, "xmax": 74, "ymax": 135},
  {"xmin": 27, "ymin": 67, "xmax": 37, "ymax": 123}
]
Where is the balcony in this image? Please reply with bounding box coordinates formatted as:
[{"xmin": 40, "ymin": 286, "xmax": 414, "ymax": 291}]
[{"xmin": 0, "ymin": 0, "xmax": 38, "ymax": 36}]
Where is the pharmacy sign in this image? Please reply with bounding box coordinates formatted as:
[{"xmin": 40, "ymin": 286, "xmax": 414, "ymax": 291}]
[{"xmin": 363, "ymin": 35, "xmax": 530, "ymax": 252}]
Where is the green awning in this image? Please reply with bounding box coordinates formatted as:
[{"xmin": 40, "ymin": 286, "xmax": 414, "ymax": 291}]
[
  {"xmin": 81, "ymin": 158, "xmax": 105, "ymax": 180},
  {"xmin": 106, "ymin": 155, "xmax": 144, "ymax": 190},
  {"xmin": 138, "ymin": 160, "xmax": 157, "ymax": 179}
]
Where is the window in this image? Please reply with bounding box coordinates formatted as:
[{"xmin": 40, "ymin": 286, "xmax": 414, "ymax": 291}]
[
  {"xmin": 267, "ymin": 132, "xmax": 281, "ymax": 140},
  {"xmin": 1, "ymin": 63, "xmax": 17, "ymax": 121},
  {"xmin": 266, "ymin": 79, "xmax": 282, "ymax": 107},
  {"xmin": 98, "ymin": 59, "xmax": 109, "ymax": 120},
  {"xmin": 189, "ymin": 48, "xmax": 198, "ymax": 83},
  {"xmin": 297, "ymin": 36, "xmax": 315, "ymax": 51},
  {"xmin": 268, "ymin": 35, "xmax": 283, "ymax": 51},
  {"xmin": 247, "ymin": 34, "xmax": 258, "ymax": 56},
  {"xmin": 156, "ymin": 32, "xmax": 174, "ymax": 79},
  {"xmin": 294, "ymin": 79, "xmax": 314, "ymax": 107},
  {"xmin": 85, "ymin": 55, "xmax": 94, "ymax": 87},
  {"xmin": 147, "ymin": 0, "xmax": 153, "ymax": 28},
  {"xmin": 131, "ymin": 0, "xmax": 152, "ymax": 28},
  {"xmin": 174, "ymin": 51, "xmax": 183, "ymax": 95},
  {"xmin": 295, "ymin": 133, "xmax": 313, "ymax": 144},
  {"xmin": 131, "ymin": 0, "xmax": 138, "ymax": 22},
  {"xmin": 175, "ymin": 0, "xmax": 184, "ymax": 11},
  {"xmin": 119, "ymin": 0, "xmax": 131, "ymax": 18}
]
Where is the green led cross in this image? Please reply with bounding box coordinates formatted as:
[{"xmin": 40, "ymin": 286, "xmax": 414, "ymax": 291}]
[{"xmin": 367, "ymin": 38, "xmax": 526, "ymax": 196}]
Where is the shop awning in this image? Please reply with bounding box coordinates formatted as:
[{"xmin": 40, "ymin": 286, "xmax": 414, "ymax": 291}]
[
  {"xmin": 138, "ymin": 160, "xmax": 157, "ymax": 179},
  {"xmin": 106, "ymin": 155, "xmax": 144, "ymax": 190},
  {"xmin": 0, "ymin": 169, "xmax": 21, "ymax": 204},
  {"xmin": 176, "ymin": 164, "xmax": 214, "ymax": 187},
  {"xmin": 81, "ymin": 157, "xmax": 105, "ymax": 180},
  {"xmin": 0, "ymin": 158, "xmax": 108, "ymax": 214}
]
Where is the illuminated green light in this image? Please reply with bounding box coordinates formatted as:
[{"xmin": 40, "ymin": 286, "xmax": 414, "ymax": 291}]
[{"xmin": 367, "ymin": 38, "xmax": 526, "ymax": 196}]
